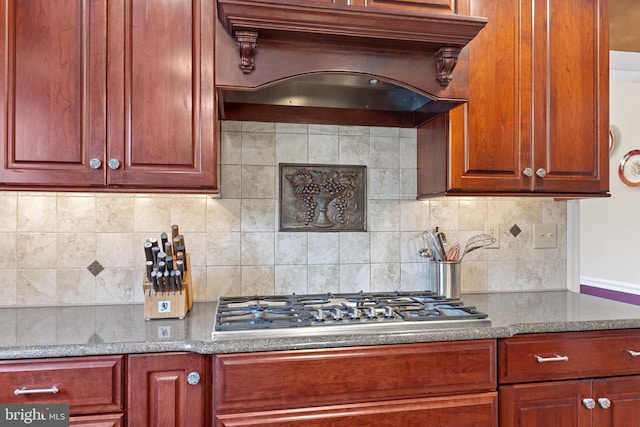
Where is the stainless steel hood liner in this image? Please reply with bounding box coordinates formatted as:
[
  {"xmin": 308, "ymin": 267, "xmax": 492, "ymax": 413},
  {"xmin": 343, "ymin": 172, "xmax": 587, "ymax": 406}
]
[{"xmin": 222, "ymin": 74, "xmax": 433, "ymax": 112}]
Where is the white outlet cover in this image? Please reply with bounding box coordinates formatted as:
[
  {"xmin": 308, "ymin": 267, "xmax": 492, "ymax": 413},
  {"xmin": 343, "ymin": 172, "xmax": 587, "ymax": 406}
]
[{"xmin": 533, "ymin": 223, "xmax": 557, "ymax": 248}]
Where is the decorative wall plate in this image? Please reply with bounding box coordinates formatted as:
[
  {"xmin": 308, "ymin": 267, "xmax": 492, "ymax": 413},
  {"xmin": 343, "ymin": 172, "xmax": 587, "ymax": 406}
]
[
  {"xmin": 619, "ymin": 149, "xmax": 640, "ymax": 187},
  {"xmin": 609, "ymin": 129, "xmax": 615, "ymax": 154}
]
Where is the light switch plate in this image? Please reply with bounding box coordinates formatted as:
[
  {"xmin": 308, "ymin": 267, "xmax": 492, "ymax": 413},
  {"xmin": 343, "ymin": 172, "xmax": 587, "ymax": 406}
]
[
  {"xmin": 533, "ymin": 223, "xmax": 557, "ymax": 248},
  {"xmin": 484, "ymin": 223, "xmax": 500, "ymax": 248}
]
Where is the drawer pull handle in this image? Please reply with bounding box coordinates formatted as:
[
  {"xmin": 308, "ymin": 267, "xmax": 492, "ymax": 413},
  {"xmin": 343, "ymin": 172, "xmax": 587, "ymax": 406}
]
[
  {"xmin": 628, "ymin": 350, "xmax": 640, "ymax": 357},
  {"xmin": 535, "ymin": 355, "xmax": 569, "ymax": 363},
  {"xmin": 583, "ymin": 398, "xmax": 596, "ymax": 410},
  {"xmin": 14, "ymin": 386, "xmax": 59, "ymax": 395}
]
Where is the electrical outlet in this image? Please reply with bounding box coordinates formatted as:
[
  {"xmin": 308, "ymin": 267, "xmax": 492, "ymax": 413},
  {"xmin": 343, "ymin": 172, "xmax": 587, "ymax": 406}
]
[
  {"xmin": 533, "ymin": 223, "xmax": 557, "ymax": 248},
  {"xmin": 484, "ymin": 223, "xmax": 500, "ymax": 248}
]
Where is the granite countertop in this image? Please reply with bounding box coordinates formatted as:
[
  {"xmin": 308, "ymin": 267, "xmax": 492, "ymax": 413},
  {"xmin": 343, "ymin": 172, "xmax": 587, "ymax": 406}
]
[{"xmin": 3, "ymin": 291, "xmax": 640, "ymax": 359}]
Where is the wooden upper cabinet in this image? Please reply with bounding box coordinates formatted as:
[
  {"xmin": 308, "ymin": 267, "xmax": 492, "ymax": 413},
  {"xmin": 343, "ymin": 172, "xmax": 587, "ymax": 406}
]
[
  {"xmin": 0, "ymin": 0, "xmax": 107, "ymax": 187},
  {"xmin": 418, "ymin": 0, "xmax": 609, "ymax": 197},
  {"xmin": 107, "ymin": 0, "xmax": 217, "ymax": 191},
  {"xmin": 0, "ymin": 0, "xmax": 217, "ymax": 192}
]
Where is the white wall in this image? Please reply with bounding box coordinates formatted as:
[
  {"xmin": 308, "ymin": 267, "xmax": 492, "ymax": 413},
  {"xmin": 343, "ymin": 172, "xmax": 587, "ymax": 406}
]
[{"xmin": 580, "ymin": 51, "xmax": 640, "ymax": 292}]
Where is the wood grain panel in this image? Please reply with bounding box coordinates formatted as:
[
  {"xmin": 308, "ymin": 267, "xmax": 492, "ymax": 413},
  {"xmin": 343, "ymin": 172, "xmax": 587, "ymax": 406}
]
[{"xmin": 214, "ymin": 340, "xmax": 496, "ymax": 414}]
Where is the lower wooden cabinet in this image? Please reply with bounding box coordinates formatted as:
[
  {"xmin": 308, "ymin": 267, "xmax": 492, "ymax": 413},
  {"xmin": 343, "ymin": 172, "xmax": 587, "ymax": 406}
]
[
  {"xmin": 70, "ymin": 413, "xmax": 124, "ymax": 427},
  {"xmin": 213, "ymin": 340, "xmax": 498, "ymax": 427},
  {"xmin": 499, "ymin": 330, "xmax": 640, "ymax": 427},
  {"xmin": 216, "ymin": 393, "xmax": 497, "ymax": 427},
  {"xmin": 0, "ymin": 355, "xmax": 123, "ymax": 420},
  {"xmin": 127, "ymin": 352, "xmax": 207, "ymax": 427}
]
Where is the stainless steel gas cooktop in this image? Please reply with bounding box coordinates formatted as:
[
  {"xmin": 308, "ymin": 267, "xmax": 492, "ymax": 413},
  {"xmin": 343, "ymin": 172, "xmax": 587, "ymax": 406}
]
[{"xmin": 211, "ymin": 291, "xmax": 490, "ymax": 339}]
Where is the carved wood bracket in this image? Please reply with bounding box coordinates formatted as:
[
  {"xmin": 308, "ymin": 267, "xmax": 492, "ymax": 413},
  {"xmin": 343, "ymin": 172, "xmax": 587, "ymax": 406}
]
[
  {"xmin": 434, "ymin": 47, "xmax": 460, "ymax": 87},
  {"xmin": 236, "ymin": 31, "xmax": 258, "ymax": 74}
]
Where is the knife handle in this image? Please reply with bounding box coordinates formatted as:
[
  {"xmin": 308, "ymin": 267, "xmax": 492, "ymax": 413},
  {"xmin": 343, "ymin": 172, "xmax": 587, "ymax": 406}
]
[
  {"xmin": 171, "ymin": 224, "xmax": 180, "ymax": 239},
  {"xmin": 160, "ymin": 232, "xmax": 168, "ymax": 250},
  {"xmin": 144, "ymin": 242, "xmax": 154, "ymax": 262}
]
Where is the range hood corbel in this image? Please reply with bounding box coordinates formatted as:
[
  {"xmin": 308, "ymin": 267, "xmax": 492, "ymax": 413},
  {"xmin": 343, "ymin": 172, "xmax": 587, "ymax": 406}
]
[{"xmin": 215, "ymin": 0, "xmax": 488, "ymax": 127}]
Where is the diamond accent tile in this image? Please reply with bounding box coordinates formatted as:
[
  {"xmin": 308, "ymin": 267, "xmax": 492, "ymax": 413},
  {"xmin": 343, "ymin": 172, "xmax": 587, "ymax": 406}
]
[
  {"xmin": 509, "ymin": 224, "xmax": 522, "ymax": 238},
  {"xmin": 87, "ymin": 260, "xmax": 104, "ymax": 276}
]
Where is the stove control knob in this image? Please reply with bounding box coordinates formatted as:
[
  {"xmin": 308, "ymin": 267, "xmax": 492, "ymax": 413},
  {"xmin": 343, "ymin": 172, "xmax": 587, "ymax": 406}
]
[
  {"xmin": 187, "ymin": 371, "xmax": 200, "ymax": 386},
  {"xmin": 582, "ymin": 398, "xmax": 596, "ymax": 410}
]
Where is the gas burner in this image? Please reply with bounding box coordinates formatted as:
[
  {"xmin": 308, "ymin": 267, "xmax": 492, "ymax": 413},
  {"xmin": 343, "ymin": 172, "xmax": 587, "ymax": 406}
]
[{"xmin": 214, "ymin": 291, "xmax": 489, "ymax": 333}]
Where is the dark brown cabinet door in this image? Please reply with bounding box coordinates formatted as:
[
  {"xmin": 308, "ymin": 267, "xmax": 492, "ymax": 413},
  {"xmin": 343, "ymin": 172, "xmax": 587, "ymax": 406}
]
[
  {"xmin": 0, "ymin": 0, "xmax": 107, "ymax": 187},
  {"xmin": 107, "ymin": 0, "xmax": 217, "ymax": 190},
  {"xmin": 594, "ymin": 376, "xmax": 640, "ymax": 427},
  {"xmin": 500, "ymin": 380, "xmax": 593, "ymax": 427},
  {"xmin": 127, "ymin": 352, "xmax": 205, "ymax": 427},
  {"xmin": 419, "ymin": 0, "xmax": 608, "ymax": 197}
]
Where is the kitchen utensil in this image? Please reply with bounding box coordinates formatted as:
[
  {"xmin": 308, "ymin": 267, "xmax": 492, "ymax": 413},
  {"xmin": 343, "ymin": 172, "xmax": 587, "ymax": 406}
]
[
  {"xmin": 459, "ymin": 233, "xmax": 497, "ymax": 261},
  {"xmin": 445, "ymin": 242, "xmax": 460, "ymax": 262},
  {"xmin": 418, "ymin": 248, "xmax": 433, "ymax": 259},
  {"xmin": 422, "ymin": 230, "xmax": 445, "ymax": 261},
  {"xmin": 435, "ymin": 230, "xmax": 447, "ymax": 259}
]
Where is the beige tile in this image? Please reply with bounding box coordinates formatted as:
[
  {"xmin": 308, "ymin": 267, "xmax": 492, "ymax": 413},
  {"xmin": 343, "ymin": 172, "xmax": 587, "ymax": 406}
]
[
  {"xmin": 308, "ymin": 233, "xmax": 340, "ymax": 264},
  {"xmin": 170, "ymin": 196, "xmax": 207, "ymax": 232},
  {"xmin": 241, "ymin": 165, "xmax": 275, "ymax": 199},
  {"xmin": 241, "ymin": 232, "xmax": 274, "ymax": 265},
  {"xmin": 57, "ymin": 194, "xmax": 96, "ymax": 233},
  {"xmin": 400, "ymin": 200, "xmax": 430, "ymax": 232},
  {"xmin": 57, "ymin": 233, "xmax": 97, "ymax": 269},
  {"xmin": 276, "ymin": 233, "xmax": 308, "ymax": 265},
  {"xmin": 220, "ymin": 164, "xmax": 242, "ymax": 198},
  {"xmin": 241, "ymin": 266, "xmax": 275, "ymax": 294},
  {"xmin": 133, "ymin": 197, "xmax": 171, "ymax": 232},
  {"xmin": 308, "ymin": 264, "xmax": 339, "ymax": 293},
  {"xmin": 368, "ymin": 168, "xmax": 400, "ymax": 199},
  {"xmin": 17, "ymin": 233, "xmax": 57, "ymax": 269},
  {"xmin": 207, "ymin": 199, "xmax": 241, "ymax": 232},
  {"xmin": 16, "ymin": 269, "xmax": 57, "ymax": 305},
  {"xmin": 370, "ymin": 232, "xmax": 400, "ymax": 263},
  {"xmin": 0, "ymin": 193, "xmax": 17, "ymax": 232},
  {"xmin": 0, "ymin": 270, "xmax": 17, "ymax": 306},
  {"xmin": 339, "ymin": 263, "xmax": 370, "ymax": 293},
  {"xmin": 96, "ymin": 196, "xmax": 134, "ymax": 232},
  {"xmin": 276, "ymin": 133, "xmax": 308, "ymax": 164},
  {"xmin": 96, "ymin": 267, "xmax": 136, "ymax": 303},
  {"xmin": 371, "ymin": 263, "xmax": 400, "ymax": 292},
  {"xmin": 17, "ymin": 194, "xmax": 57, "ymax": 232},
  {"xmin": 241, "ymin": 199, "xmax": 276, "ymax": 231},
  {"xmin": 56, "ymin": 269, "xmax": 96, "ymax": 304},
  {"xmin": 207, "ymin": 232, "xmax": 241, "ymax": 265},
  {"xmin": 339, "ymin": 134, "xmax": 369, "ymax": 165},
  {"xmin": 221, "ymin": 130, "xmax": 242, "ymax": 165},
  {"xmin": 339, "ymin": 232, "xmax": 370, "ymax": 263},
  {"xmin": 242, "ymin": 131, "xmax": 276, "ymax": 165},
  {"xmin": 206, "ymin": 265, "xmax": 241, "ymax": 299},
  {"xmin": 308, "ymin": 134, "xmax": 339, "ymax": 164},
  {"xmin": 368, "ymin": 200, "xmax": 400, "ymax": 231},
  {"xmin": 275, "ymin": 265, "xmax": 308, "ymax": 294},
  {"xmin": 96, "ymin": 232, "xmax": 136, "ymax": 268}
]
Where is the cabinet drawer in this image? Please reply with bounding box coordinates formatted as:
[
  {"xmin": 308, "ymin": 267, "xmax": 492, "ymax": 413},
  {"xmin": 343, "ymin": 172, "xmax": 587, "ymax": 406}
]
[
  {"xmin": 215, "ymin": 340, "xmax": 496, "ymax": 413},
  {"xmin": 217, "ymin": 392, "xmax": 498, "ymax": 427},
  {"xmin": 0, "ymin": 355, "xmax": 123, "ymax": 415},
  {"xmin": 499, "ymin": 330, "xmax": 640, "ymax": 384}
]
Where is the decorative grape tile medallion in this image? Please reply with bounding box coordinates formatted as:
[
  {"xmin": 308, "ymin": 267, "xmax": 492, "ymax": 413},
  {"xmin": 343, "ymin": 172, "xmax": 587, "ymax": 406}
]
[{"xmin": 279, "ymin": 163, "xmax": 366, "ymax": 231}]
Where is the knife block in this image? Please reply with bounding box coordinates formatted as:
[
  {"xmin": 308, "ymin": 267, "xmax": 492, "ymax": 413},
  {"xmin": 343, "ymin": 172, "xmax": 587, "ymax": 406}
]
[{"xmin": 143, "ymin": 254, "xmax": 194, "ymax": 320}]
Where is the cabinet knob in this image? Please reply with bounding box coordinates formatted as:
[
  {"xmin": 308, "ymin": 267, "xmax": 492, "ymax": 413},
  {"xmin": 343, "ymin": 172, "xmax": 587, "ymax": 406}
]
[
  {"xmin": 523, "ymin": 168, "xmax": 533, "ymax": 177},
  {"xmin": 187, "ymin": 371, "xmax": 200, "ymax": 385},
  {"xmin": 598, "ymin": 397, "xmax": 611, "ymax": 409},
  {"xmin": 536, "ymin": 168, "xmax": 547, "ymax": 178},
  {"xmin": 108, "ymin": 159, "xmax": 121, "ymax": 170},
  {"xmin": 89, "ymin": 158, "xmax": 102, "ymax": 170},
  {"xmin": 583, "ymin": 398, "xmax": 596, "ymax": 410}
]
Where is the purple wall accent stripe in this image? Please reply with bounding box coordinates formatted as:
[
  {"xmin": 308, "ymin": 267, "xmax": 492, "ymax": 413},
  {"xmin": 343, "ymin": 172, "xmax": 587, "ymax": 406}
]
[{"xmin": 580, "ymin": 284, "xmax": 640, "ymax": 306}]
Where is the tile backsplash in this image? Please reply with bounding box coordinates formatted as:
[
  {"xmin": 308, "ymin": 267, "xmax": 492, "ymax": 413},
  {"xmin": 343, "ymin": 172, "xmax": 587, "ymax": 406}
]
[{"xmin": 0, "ymin": 121, "xmax": 568, "ymax": 307}]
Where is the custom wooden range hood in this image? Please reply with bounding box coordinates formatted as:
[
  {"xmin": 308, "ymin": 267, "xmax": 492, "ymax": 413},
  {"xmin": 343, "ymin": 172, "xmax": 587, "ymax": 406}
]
[{"xmin": 215, "ymin": 0, "xmax": 488, "ymax": 128}]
